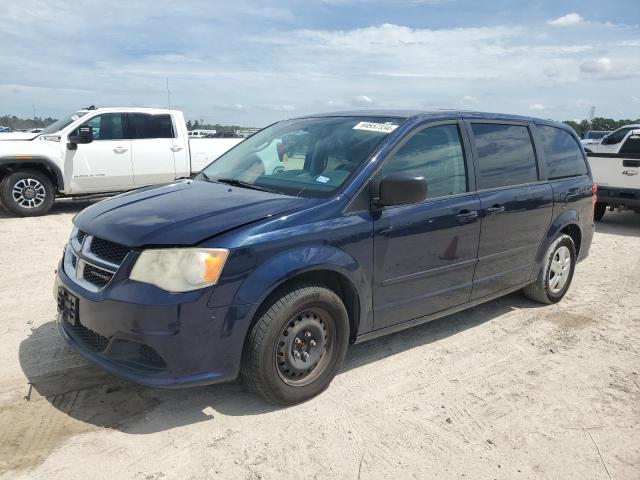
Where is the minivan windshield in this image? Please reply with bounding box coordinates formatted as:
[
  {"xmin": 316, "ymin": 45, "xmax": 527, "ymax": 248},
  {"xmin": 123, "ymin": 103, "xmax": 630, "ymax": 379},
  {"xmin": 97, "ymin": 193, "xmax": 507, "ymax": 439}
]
[
  {"xmin": 39, "ymin": 110, "xmax": 89, "ymax": 135},
  {"xmin": 200, "ymin": 116, "xmax": 405, "ymax": 197}
]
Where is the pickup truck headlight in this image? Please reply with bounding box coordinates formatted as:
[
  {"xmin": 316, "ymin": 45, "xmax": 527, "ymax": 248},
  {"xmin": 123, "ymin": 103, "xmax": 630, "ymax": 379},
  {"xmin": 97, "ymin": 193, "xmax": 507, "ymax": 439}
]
[{"xmin": 129, "ymin": 248, "xmax": 229, "ymax": 293}]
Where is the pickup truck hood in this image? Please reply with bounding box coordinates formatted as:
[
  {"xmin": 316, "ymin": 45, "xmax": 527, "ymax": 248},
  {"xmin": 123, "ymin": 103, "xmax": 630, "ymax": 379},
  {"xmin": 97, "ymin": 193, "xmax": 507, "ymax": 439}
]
[
  {"xmin": 74, "ymin": 180, "xmax": 314, "ymax": 247},
  {"xmin": 0, "ymin": 139, "xmax": 62, "ymax": 159},
  {"xmin": 0, "ymin": 132, "xmax": 39, "ymax": 141}
]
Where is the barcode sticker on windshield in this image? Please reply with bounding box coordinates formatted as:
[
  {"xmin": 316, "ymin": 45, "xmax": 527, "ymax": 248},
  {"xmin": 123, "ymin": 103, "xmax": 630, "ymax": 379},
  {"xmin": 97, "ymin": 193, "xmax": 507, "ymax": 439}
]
[{"xmin": 353, "ymin": 122, "xmax": 398, "ymax": 134}]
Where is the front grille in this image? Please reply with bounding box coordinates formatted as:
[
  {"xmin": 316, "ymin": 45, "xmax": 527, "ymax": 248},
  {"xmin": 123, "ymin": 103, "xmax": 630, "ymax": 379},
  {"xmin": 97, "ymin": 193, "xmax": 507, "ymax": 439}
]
[
  {"xmin": 76, "ymin": 230, "xmax": 88, "ymax": 244},
  {"xmin": 71, "ymin": 253, "xmax": 77, "ymax": 269},
  {"xmin": 65, "ymin": 321, "xmax": 110, "ymax": 353},
  {"xmin": 90, "ymin": 237, "xmax": 130, "ymax": 264},
  {"xmin": 82, "ymin": 263, "xmax": 114, "ymax": 287}
]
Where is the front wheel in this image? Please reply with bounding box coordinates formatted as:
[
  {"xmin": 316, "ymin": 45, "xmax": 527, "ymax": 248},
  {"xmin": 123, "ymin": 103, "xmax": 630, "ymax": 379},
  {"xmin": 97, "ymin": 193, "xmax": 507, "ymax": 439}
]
[
  {"xmin": 0, "ymin": 170, "xmax": 55, "ymax": 216},
  {"xmin": 241, "ymin": 284, "xmax": 350, "ymax": 405},
  {"xmin": 522, "ymin": 234, "xmax": 576, "ymax": 304}
]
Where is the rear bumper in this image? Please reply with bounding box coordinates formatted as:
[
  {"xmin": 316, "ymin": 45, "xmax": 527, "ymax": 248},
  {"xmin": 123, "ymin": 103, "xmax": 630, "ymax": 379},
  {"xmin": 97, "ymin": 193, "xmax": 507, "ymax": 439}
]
[
  {"xmin": 597, "ymin": 186, "xmax": 640, "ymax": 209},
  {"xmin": 55, "ymin": 262, "xmax": 253, "ymax": 389}
]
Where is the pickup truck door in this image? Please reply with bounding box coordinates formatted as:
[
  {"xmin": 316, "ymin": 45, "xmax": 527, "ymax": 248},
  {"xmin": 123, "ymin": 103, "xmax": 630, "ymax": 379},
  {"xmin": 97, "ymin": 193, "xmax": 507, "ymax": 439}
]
[
  {"xmin": 128, "ymin": 113, "xmax": 189, "ymax": 185},
  {"xmin": 67, "ymin": 113, "xmax": 134, "ymax": 193},
  {"xmin": 590, "ymin": 132, "xmax": 640, "ymax": 189}
]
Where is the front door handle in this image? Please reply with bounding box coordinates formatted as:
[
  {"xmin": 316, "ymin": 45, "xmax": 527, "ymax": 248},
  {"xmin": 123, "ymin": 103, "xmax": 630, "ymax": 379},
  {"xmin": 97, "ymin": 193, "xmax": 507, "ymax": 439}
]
[
  {"xmin": 113, "ymin": 146, "xmax": 128, "ymax": 154},
  {"xmin": 170, "ymin": 145, "xmax": 183, "ymax": 152},
  {"xmin": 486, "ymin": 204, "xmax": 505, "ymax": 215},
  {"xmin": 456, "ymin": 209, "xmax": 478, "ymax": 223}
]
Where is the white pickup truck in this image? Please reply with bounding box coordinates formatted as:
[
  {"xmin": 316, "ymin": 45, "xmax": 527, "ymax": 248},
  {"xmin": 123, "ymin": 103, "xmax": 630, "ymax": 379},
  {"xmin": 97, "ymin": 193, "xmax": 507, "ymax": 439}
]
[
  {"xmin": 0, "ymin": 107, "xmax": 244, "ymax": 216},
  {"xmin": 588, "ymin": 128, "xmax": 640, "ymax": 220}
]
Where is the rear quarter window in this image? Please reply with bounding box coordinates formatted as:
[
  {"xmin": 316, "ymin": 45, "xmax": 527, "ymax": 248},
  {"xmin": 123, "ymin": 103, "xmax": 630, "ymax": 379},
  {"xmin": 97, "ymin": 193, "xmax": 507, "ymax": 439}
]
[{"xmin": 537, "ymin": 125, "xmax": 588, "ymax": 179}]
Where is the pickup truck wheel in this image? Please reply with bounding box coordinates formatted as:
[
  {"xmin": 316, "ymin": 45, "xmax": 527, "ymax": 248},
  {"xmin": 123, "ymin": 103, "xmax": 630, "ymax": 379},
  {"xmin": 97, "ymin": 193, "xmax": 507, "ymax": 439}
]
[
  {"xmin": 241, "ymin": 284, "xmax": 350, "ymax": 405},
  {"xmin": 522, "ymin": 234, "xmax": 576, "ymax": 304},
  {"xmin": 0, "ymin": 170, "xmax": 54, "ymax": 216},
  {"xmin": 594, "ymin": 202, "xmax": 606, "ymax": 221}
]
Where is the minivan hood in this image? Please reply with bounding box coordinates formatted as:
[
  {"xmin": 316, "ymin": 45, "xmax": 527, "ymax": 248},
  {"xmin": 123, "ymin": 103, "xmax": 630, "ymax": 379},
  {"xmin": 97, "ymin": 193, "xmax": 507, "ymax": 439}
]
[{"xmin": 74, "ymin": 180, "xmax": 314, "ymax": 247}]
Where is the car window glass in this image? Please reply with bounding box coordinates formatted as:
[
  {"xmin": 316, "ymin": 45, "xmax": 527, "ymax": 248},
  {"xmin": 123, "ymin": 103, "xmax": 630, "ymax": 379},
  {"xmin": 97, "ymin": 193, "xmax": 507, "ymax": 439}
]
[
  {"xmin": 381, "ymin": 124, "xmax": 467, "ymax": 199},
  {"xmin": 129, "ymin": 113, "xmax": 174, "ymax": 139},
  {"xmin": 538, "ymin": 125, "xmax": 587, "ymax": 179},
  {"xmin": 471, "ymin": 123, "xmax": 537, "ymax": 189},
  {"xmin": 605, "ymin": 127, "xmax": 631, "ymax": 145},
  {"xmin": 83, "ymin": 114, "xmax": 124, "ymax": 141},
  {"xmin": 619, "ymin": 132, "xmax": 640, "ymax": 154}
]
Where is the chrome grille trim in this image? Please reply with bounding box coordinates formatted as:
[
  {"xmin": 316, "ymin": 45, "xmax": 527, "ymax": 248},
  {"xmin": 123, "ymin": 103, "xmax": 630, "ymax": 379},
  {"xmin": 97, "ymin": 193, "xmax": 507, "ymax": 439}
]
[{"xmin": 63, "ymin": 229, "xmax": 130, "ymax": 291}]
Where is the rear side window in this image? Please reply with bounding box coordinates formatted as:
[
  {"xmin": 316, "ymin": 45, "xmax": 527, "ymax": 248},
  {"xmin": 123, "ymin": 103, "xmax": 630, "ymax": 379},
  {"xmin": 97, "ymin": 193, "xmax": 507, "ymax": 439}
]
[
  {"xmin": 382, "ymin": 124, "xmax": 467, "ymax": 199},
  {"xmin": 471, "ymin": 123, "xmax": 537, "ymax": 189},
  {"xmin": 537, "ymin": 125, "xmax": 588, "ymax": 179},
  {"xmin": 129, "ymin": 113, "xmax": 175, "ymax": 139}
]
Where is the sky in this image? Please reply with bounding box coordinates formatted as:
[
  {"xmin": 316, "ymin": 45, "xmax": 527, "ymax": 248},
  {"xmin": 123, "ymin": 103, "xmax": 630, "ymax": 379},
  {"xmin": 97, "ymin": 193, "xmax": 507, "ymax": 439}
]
[{"xmin": 1, "ymin": 0, "xmax": 639, "ymax": 127}]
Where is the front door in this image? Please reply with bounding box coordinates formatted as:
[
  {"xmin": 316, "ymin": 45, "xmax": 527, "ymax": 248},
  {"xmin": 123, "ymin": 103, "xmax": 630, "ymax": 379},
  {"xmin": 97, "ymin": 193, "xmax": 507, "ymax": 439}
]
[
  {"xmin": 467, "ymin": 122, "xmax": 552, "ymax": 299},
  {"xmin": 373, "ymin": 122, "xmax": 481, "ymax": 330},
  {"xmin": 128, "ymin": 112, "xmax": 187, "ymax": 185},
  {"xmin": 67, "ymin": 113, "xmax": 134, "ymax": 193}
]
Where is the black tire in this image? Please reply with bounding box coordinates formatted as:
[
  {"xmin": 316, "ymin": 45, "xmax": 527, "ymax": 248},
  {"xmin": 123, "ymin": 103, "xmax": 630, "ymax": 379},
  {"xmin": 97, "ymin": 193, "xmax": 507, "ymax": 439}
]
[
  {"xmin": 522, "ymin": 234, "xmax": 577, "ymax": 304},
  {"xmin": 241, "ymin": 284, "xmax": 350, "ymax": 405},
  {"xmin": 594, "ymin": 202, "xmax": 606, "ymax": 222},
  {"xmin": 0, "ymin": 170, "xmax": 55, "ymax": 217}
]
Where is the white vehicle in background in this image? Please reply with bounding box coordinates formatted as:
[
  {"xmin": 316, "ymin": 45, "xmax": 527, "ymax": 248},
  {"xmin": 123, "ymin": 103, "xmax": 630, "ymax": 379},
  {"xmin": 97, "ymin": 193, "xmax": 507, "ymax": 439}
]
[
  {"xmin": 188, "ymin": 129, "xmax": 217, "ymax": 138},
  {"xmin": 584, "ymin": 124, "xmax": 640, "ymax": 153},
  {"xmin": 580, "ymin": 130, "xmax": 610, "ymax": 147},
  {"xmin": 588, "ymin": 128, "xmax": 640, "ymax": 220},
  {"xmin": 0, "ymin": 107, "xmax": 244, "ymax": 216}
]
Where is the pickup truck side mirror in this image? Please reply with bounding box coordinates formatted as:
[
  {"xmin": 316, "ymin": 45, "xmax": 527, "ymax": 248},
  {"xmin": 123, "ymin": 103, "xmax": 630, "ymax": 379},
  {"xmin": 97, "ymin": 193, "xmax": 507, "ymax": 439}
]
[
  {"xmin": 372, "ymin": 173, "xmax": 428, "ymax": 208},
  {"xmin": 67, "ymin": 125, "xmax": 94, "ymax": 150}
]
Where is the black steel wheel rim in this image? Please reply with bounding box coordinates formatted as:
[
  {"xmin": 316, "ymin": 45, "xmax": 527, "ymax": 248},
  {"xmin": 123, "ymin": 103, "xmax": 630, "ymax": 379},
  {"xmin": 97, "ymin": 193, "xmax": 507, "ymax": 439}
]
[{"xmin": 275, "ymin": 307, "xmax": 336, "ymax": 387}]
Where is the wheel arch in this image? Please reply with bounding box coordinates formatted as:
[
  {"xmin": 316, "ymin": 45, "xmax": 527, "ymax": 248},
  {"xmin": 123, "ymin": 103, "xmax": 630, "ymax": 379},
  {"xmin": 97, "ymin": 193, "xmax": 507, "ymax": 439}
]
[
  {"xmin": 0, "ymin": 157, "xmax": 64, "ymax": 192},
  {"xmin": 536, "ymin": 209, "xmax": 583, "ymax": 265}
]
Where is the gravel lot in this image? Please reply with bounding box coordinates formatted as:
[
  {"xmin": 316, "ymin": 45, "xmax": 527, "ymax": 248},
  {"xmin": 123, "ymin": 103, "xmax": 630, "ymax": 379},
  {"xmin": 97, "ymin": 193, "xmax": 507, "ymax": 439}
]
[{"xmin": 0, "ymin": 201, "xmax": 638, "ymax": 479}]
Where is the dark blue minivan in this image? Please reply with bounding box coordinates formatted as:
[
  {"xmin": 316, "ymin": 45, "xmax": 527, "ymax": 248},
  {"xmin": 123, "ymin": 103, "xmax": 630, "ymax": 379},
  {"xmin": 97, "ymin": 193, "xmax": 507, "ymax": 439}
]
[{"xmin": 55, "ymin": 110, "xmax": 595, "ymax": 404}]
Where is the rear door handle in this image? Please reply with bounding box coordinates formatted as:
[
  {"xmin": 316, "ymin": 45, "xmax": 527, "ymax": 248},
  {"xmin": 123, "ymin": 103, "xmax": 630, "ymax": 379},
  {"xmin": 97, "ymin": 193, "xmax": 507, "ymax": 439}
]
[
  {"xmin": 113, "ymin": 146, "xmax": 128, "ymax": 154},
  {"xmin": 170, "ymin": 145, "xmax": 183, "ymax": 152},
  {"xmin": 486, "ymin": 204, "xmax": 505, "ymax": 215},
  {"xmin": 456, "ymin": 210, "xmax": 478, "ymax": 223}
]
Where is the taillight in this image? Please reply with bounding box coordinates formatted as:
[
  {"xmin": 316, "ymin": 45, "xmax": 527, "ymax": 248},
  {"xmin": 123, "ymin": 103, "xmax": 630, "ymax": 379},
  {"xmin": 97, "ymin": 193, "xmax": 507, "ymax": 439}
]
[{"xmin": 591, "ymin": 182, "xmax": 598, "ymax": 213}]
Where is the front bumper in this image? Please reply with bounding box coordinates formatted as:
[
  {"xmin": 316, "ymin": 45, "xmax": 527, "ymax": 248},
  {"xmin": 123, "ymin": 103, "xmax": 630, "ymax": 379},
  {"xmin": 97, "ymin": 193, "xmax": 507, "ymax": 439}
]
[
  {"xmin": 55, "ymin": 261, "xmax": 253, "ymax": 388},
  {"xmin": 597, "ymin": 186, "xmax": 640, "ymax": 209}
]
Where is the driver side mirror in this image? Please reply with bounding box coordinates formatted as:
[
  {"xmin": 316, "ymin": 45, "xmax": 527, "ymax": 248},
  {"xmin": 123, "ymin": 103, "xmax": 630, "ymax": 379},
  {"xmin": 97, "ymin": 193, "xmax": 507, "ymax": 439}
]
[
  {"xmin": 372, "ymin": 173, "xmax": 428, "ymax": 209},
  {"xmin": 67, "ymin": 125, "xmax": 93, "ymax": 150}
]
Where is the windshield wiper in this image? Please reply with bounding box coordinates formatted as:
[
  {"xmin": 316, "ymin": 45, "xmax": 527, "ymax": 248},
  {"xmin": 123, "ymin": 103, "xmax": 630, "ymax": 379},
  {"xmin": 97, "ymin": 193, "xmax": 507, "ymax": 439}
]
[{"xmin": 214, "ymin": 177, "xmax": 275, "ymax": 193}]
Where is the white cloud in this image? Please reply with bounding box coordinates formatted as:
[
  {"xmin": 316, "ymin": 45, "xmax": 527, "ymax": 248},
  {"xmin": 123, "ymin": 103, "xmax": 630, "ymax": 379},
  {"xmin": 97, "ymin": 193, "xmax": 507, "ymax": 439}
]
[
  {"xmin": 353, "ymin": 95, "xmax": 373, "ymax": 106},
  {"xmin": 529, "ymin": 103, "xmax": 546, "ymax": 111},
  {"xmin": 460, "ymin": 95, "xmax": 479, "ymax": 105},
  {"xmin": 580, "ymin": 57, "xmax": 613, "ymax": 73},
  {"xmin": 547, "ymin": 13, "xmax": 587, "ymax": 27}
]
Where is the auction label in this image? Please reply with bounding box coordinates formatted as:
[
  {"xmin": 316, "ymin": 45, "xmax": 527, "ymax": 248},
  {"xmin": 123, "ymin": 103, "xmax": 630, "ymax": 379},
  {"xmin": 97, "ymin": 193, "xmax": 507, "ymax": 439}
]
[{"xmin": 352, "ymin": 122, "xmax": 398, "ymax": 134}]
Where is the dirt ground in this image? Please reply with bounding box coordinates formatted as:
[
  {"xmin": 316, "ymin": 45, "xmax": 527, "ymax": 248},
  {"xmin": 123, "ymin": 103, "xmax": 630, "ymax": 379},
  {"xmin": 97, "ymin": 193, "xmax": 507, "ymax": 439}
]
[{"xmin": 0, "ymin": 200, "xmax": 638, "ymax": 480}]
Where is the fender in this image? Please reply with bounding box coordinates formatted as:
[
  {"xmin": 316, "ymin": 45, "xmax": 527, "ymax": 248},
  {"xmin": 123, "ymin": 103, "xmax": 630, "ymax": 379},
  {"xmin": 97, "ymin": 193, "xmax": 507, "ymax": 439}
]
[
  {"xmin": 0, "ymin": 156, "xmax": 65, "ymax": 191},
  {"xmin": 534, "ymin": 209, "xmax": 581, "ymax": 266},
  {"xmin": 220, "ymin": 244, "xmax": 372, "ymax": 338}
]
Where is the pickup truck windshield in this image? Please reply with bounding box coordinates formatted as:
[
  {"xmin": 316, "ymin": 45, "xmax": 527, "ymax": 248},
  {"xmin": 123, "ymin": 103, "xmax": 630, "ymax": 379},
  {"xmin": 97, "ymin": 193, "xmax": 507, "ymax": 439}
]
[
  {"xmin": 200, "ymin": 116, "xmax": 404, "ymax": 198},
  {"xmin": 39, "ymin": 111, "xmax": 89, "ymax": 135}
]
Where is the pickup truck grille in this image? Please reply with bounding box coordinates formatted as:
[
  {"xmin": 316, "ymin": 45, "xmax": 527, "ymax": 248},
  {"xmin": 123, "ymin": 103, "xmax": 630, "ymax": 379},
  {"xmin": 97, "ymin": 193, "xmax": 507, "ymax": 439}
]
[{"xmin": 63, "ymin": 229, "xmax": 131, "ymax": 291}]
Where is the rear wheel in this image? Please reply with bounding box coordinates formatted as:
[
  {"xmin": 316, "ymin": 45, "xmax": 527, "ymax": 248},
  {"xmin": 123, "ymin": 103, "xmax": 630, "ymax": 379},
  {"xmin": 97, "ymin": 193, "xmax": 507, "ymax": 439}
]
[
  {"xmin": 594, "ymin": 202, "xmax": 606, "ymax": 221},
  {"xmin": 0, "ymin": 170, "xmax": 55, "ymax": 216},
  {"xmin": 241, "ymin": 284, "xmax": 350, "ymax": 405},
  {"xmin": 523, "ymin": 234, "xmax": 576, "ymax": 304}
]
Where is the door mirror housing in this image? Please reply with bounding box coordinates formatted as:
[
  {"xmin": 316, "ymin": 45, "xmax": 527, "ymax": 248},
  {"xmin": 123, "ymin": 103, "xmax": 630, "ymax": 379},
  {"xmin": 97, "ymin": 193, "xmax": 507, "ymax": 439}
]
[
  {"xmin": 67, "ymin": 125, "xmax": 94, "ymax": 150},
  {"xmin": 373, "ymin": 173, "xmax": 428, "ymax": 208}
]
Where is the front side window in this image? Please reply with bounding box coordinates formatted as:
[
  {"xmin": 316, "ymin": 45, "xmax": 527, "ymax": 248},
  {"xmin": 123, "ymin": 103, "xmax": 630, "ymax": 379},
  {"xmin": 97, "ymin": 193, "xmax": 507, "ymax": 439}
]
[
  {"xmin": 129, "ymin": 113, "xmax": 174, "ymax": 139},
  {"xmin": 381, "ymin": 124, "xmax": 467, "ymax": 199},
  {"xmin": 620, "ymin": 132, "xmax": 640, "ymax": 154},
  {"xmin": 605, "ymin": 127, "xmax": 632, "ymax": 145},
  {"xmin": 82, "ymin": 113, "xmax": 124, "ymax": 141},
  {"xmin": 538, "ymin": 125, "xmax": 587, "ymax": 179},
  {"xmin": 201, "ymin": 116, "xmax": 405, "ymax": 198},
  {"xmin": 472, "ymin": 123, "xmax": 537, "ymax": 189}
]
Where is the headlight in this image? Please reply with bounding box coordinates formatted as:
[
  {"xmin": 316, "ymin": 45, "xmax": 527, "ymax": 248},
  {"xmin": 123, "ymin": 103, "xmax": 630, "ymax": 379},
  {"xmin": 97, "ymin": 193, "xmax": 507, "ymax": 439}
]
[{"xmin": 129, "ymin": 248, "xmax": 229, "ymax": 293}]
